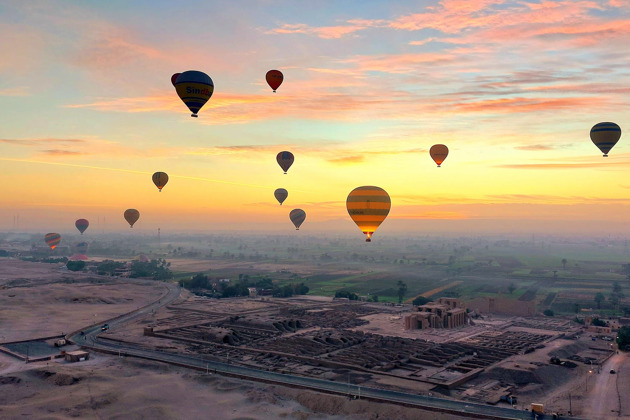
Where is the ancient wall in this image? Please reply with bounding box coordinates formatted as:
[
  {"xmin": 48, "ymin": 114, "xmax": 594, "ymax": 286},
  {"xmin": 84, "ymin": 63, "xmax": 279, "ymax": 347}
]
[{"xmin": 467, "ymin": 296, "xmax": 535, "ymax": 317}]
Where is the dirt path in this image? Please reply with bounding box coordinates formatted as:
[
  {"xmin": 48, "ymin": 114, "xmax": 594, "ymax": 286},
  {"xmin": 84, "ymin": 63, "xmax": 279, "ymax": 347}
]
[
  {"xmin": 405, "ymin": 280, "xmax": 462, "ymax": 303},
  {"xmin": 581, "ymin": 352, "xmax": 629, "ymax": 420}
]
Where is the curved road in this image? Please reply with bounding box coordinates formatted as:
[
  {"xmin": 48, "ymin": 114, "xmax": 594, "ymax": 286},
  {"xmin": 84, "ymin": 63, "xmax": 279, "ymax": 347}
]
[{"xmin": 69, "ymin": 284, "xmax": 580, "ymax": 420}]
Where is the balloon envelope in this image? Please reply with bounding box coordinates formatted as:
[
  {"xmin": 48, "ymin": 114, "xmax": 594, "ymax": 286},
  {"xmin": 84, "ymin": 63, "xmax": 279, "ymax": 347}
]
[
  {"xmin": 173, "ymin": 70, "xmax": 214, "ymax": 117},
  {"xmin": 44, "ymin": 233, "xmax": 61, "ymax": 250},
  {"xmin": 346, "ymin": 186, "xmax": 391, "ymax": 242},
  {"xmin": 430, "ymin": 144, "xmax": 449, "ymax": 167},
  {"xmin": 289, "ymin": 209, "xmax": 306, "ymax": 230},
  {"xmin": 266, "ymin": 70, "xmax": 283, "ymax": 92},
  {"xmin": 276, "ymin": 151, "xmax": 294, "ymax": 174},
  {"xmin": 152, "ymin": 172, "xmax": 169, "ymax": 192},
  {"xmin": 274, "ymin": 188, "xmax": 288, "ymax": 205},
  {"xmin": 76, "ymin": 241, "xmax": 89, "ymax": 254},
  {"xmin": 170, "ymin": 73, "xmax": 180, "ymax": 86},
  {"xmin": 124, "ymin": 209, "xmax": 140, "ymax": 228},
  {"xmin": 75, "ymin": 218, "xmax": 89, "ymax": 235},
  {"xmin": 590, "ymin": 122, "xmax": 621, "ymax": 157}
]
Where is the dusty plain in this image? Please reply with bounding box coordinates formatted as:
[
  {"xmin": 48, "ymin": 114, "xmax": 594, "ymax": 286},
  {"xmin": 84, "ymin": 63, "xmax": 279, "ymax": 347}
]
[{"xmin": 1, "ymin": 259, "xmax": 471, "ymax": 420}]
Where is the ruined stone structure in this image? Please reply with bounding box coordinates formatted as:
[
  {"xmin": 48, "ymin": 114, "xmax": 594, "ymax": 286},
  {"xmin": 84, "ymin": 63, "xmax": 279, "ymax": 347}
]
[
  {"xmin": 404, "ymin": 298, "xmax": 467, "ymax": 330},
  {"xmin": 467, "ymin": 296, "xmax": 535, "ymax": 317}
]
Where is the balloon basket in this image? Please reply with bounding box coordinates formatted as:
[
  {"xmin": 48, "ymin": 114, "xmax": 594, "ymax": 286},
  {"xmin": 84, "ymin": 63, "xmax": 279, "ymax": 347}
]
[{"xmin": 191, "ymin": 114, "xmax": 198, "ymax": 118}]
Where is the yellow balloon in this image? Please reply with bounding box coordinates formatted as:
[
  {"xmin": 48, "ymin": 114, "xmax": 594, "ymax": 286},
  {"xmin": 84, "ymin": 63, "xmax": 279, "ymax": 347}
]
[{"xmin": 346, "ymin": 186, "xmax": 391, "ymax": 242}]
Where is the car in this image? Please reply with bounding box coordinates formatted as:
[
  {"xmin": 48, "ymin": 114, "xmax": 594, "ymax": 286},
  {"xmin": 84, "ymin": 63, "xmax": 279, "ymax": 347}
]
[
  {"xmin": 101, "ymin": 323, "xmax": 109, "ymax": 331},
  {"xmin": 610, "ymin": 369, "xmax": 616, "ymax": 374}
]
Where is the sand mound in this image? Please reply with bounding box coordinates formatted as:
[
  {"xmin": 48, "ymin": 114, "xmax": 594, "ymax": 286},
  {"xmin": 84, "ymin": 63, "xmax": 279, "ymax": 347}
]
[
  {"xmin": 549, "ymin": 341, "xmax": 590, "ymax": 359},
  {"xmin": 0, "ymin": 376, "xmax": 21, "ymax": 385}
]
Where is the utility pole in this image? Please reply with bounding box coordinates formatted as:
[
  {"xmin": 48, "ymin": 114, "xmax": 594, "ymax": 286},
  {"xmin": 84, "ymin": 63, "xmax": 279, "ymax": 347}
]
[{"xmin": 569, "ymin": 393, "xmax": 572, "ymax": 415}]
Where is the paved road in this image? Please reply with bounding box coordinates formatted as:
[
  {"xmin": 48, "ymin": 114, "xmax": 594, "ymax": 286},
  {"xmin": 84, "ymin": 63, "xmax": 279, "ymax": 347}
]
[
  {"xmin": 582, "ymin": 351, "xmax": 628, "ymax": 419},
  {"xmin": 69, "ymin": 284, "xmax": 582, "ymax": 420}
]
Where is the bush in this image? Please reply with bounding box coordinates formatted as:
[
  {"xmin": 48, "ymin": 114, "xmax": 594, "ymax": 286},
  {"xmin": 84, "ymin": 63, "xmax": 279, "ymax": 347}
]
[
  {"xmin": 543, "ymin": 309, "xmax": 554, "ymax": 317},
  {"xmin": 591, "ymin": 317, "xmax": 607, "ymax": 327},
  {"xmin": 335, "ymin": 290, "xmax": 359, "ymax": 300},
  {"xmin": 413, "ymin": 296, "xmax": 433, "ymax": 306},
  {"xmin": 617, "ymin": 326, "xmax": 630, "ymax": 350},
  {"xmin": 66, "ymin": 261, "xmax": 86, "ymax": 271}
]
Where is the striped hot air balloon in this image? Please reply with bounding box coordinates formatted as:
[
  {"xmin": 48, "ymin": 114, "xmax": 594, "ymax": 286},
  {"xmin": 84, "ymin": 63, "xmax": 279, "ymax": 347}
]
[
  {"xmin": 276, "ymin": 151, "xmax": 294, "ymax": 174},
  {"xmin": 289, "ymin": 209, "xmax": 306, "ymax": 230},
  {"xmin": 124, "ymin": 209, "xmax": 140, "ymax": 228},
  {"xmin": 152, "ymin": 172, "xmax": 169, "ymax": 192},
  {"xmin": 274, "ymin": 188, "xmax": 288, "ymax": 205},
  {"xmin": 430, "ymin": 144, "xmax": 449, "ymax": 167},
  {"xmin": 590, "ymin": 122, "xmax": 621, "ymax": 157},
  {"xmin": 75, "ymin": 218, "xmax": 89, "ymax": 235},
  {"xmin": 173, "ymin": 71, "xmax": 214, "ymax": 118},
  {"xmin": 346, "ymin": 186, "xmax": 391, "ymax": 242},
  {"xmin": 44, "ymin": 233, "xmax": 62, "ymax": 250}
]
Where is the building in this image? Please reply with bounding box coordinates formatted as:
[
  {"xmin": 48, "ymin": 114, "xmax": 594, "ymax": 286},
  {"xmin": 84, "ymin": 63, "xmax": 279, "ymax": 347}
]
[
  {"xmin": 404, "ymin": 298, "xmax": 467, "ymax": 330},
  {"xmin": 65, "ymin": 350, "xmax": 89, "ymax": 362}
]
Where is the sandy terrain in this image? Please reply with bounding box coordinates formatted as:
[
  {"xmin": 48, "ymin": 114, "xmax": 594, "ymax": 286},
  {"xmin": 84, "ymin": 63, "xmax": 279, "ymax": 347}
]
[
  {"xmin": 0, "ymin": 260, "xmax": 166, "ymax": 341},
  {"xmin": 0, "ymin": 352, "xmax": 471, "ymax": 420},
  {"xmin": 1, "ymin": 259, "xmax": 473, "ymax": 420}
]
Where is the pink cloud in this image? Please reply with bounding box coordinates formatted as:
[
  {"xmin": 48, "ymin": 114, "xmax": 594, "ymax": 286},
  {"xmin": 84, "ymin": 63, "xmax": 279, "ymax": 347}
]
[
  {"xmin": 266, "ymin": 19, "xmax": 386, "ymax": 39},
  {"xmin": 0, "ymin": 86, "xmax": 30, "ymax": 96},
  {"xmin": 452, "ymin": 96, "xmax": 604, "ymax": 113}
]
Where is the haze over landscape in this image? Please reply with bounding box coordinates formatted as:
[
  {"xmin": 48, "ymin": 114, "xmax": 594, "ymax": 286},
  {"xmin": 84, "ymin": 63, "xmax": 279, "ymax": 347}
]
[{"xmin": 2, "ymin": 1, "xmax": 630, "ymax": 420}]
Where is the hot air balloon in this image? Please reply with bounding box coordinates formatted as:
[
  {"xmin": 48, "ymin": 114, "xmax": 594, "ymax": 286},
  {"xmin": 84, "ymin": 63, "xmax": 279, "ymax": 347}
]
[
  {"xmin": 289, "ymin": 209, "xmax": 306, "ymax": 230},
  {"xmin": 277, "ymin": 151, "xmax": 294, "ymax": 174},
  {"xmin": 266, "ymin": 70, "xmax": 283, "ymax": 93},
  {"xmin": 274, "ymin": 188, "xmax": 288, "ymax": 205},
  {"xmin": 430, "ymin": 144, "xmax": 449, "ymax": 167},
  {"xmin": 346, "ymin": 186, "xmax": 391, "ymax": 242},
  {"xmin": 75, "ymin": 218, "xmax": 89, "ymax": 235},
  {"xmin": 172, "ymin": 70, "xmax": 214, "ymax": 117},
  {"xmin": 152, "ymin": 172, "xmax": 169, "ymax": 192},
  {"xmin": 75, "ymin": 241, "xmax": 89, "ymax": 254},
  {"xmin": 124, "ymin": 209, "xmax": 140, "ymax": 228},
  {"xmin": 44, "ymin": 233, "xmax": 61, "ymax": 250},
  {"xmin": 170, "ymin": 73, "xmax": 180, "ymax": 86},
  {"xmin": 590, "ymin": 122, "xmax": 621, "ymax": 157}
]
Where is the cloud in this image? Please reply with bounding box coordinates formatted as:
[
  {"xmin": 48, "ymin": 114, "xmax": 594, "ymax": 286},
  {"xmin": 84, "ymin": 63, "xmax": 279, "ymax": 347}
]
[
  {"xmin": 0, "ymin": 86, "xmax": 29, "ymax": 96},
  {"xmin": 266, "ymin": 19, "xmax": 386, "ymax": 39},
  {"xmin": 496, "ymin": 161, "xmax": 629, "ymax": 169},
  {"xmin": 0, "ymin": 138, "xmax": 86, "ymax": 146},
  {"xmin": 514, "ymin": 144, "xmax": 556, "ymax": 151},
  {"xmin": 452, "ymin": 96, "xmax": 602, "ymax": 113},
  {"xmin": 327, "ymin": 155, "xmax": 365, "ymax": 165},
  {"xmin": 40, "ymin": 150, "xmax": 86, "ymax": 156}
]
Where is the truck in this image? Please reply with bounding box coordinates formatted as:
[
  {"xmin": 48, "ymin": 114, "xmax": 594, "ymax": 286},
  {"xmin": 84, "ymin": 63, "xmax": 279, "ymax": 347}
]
[
  {"xmin": 531, "ymin": 403, "xmax": 544, "ymax": 414},
  {"xmin": 54, "ymin": 338, "xmax": 67, "ymax": 347}
]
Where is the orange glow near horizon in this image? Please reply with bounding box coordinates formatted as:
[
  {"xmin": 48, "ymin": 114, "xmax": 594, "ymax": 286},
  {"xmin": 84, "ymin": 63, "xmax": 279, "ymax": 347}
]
[{"xmin": 2, "ymin": 1, "xmax": 630, "ymax": 235}]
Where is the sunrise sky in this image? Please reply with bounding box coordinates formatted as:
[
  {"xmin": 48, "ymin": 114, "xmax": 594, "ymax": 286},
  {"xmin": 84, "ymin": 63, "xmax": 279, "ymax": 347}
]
[{"xmin": 1, "ymin": 0, "xmax": 630, "ymax": 236}]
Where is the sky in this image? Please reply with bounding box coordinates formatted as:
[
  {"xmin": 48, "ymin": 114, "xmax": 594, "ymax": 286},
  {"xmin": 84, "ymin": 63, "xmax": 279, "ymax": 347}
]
[{"xmin": 1, "ymin": 0, "xmax": 630, "ymax": 237}]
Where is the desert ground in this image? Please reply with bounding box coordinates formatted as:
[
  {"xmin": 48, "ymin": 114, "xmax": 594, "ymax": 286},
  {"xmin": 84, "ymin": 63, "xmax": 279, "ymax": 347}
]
[{"xmin": 1, "ymin": 259, "xmax": 472, "ymax": 420}]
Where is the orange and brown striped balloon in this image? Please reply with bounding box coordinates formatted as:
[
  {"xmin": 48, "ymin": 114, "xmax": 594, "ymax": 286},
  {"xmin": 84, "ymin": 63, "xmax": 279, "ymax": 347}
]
[
  {"xmin": 44, "ymin": 233, "xmax": 62, "ymax": 250},
  {"xmin": 346, "ymin": 186, "xmax": 391, "ymax": 242}
]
